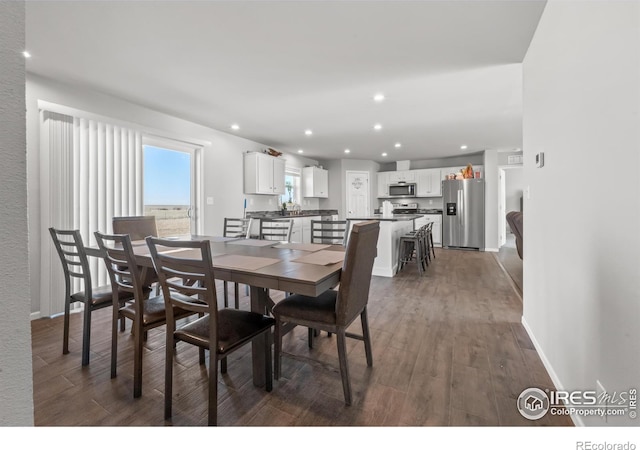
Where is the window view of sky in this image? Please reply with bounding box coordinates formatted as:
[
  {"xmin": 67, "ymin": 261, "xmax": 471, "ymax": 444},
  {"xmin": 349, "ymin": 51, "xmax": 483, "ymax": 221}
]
[{"xmin": 143, "ymin": 145, "xmax": 191, "ymax": 206}]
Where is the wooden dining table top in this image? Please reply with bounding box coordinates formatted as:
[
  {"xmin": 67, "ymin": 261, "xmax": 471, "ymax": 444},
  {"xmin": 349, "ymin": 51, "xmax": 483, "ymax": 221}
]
[{"xmin": 85, "ymin": 235, "xmax": 345, "ymax": 298}]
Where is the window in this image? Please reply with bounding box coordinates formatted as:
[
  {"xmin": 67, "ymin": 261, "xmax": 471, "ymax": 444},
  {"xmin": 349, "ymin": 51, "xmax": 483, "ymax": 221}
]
[
  {"xmin": 281, "ymin": 168, "xmax": 301, "ymax": 206},
  {"xmin": 143, "ymin": 138, "xmax": 201, "ymax": 237}
]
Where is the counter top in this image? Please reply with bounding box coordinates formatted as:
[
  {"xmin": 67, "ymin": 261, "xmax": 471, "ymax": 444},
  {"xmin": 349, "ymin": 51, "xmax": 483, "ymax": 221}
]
[
  {"xmin": 347, "ymin": 214, "xmax": 424, "ymax": 222},
  {"xmin": 247, "ymin": 209, "xmax": 338, "ymax": 219}
]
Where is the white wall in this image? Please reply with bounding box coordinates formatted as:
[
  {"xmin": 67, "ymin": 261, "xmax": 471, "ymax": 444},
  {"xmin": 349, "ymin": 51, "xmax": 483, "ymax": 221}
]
[
  {"xmin": 483, "ymin": 149, "xmax": 499, "ymax": 251},
  {"xmin": 523, "ymin": 0, "xmax": 639, "ymax": 426},
  {"xmin": 504, "ymin": 168, "xmax": 524, "ymax": 215},
  {"xmin": 0, "ymin": 1, "xmax": 34, "ymax": 425},
  {"xmin": 26, "ymin": 74, "xmax": 318, "ymax": 316}
]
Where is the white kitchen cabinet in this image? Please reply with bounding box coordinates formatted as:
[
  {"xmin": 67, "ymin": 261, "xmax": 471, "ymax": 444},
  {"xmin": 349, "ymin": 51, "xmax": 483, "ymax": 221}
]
[
  {"xmin": 415, "ymin": 168, "xmax": 442, "ymax": 197},
  {"xmin": 286, "ymin": 215, "xmax": 320, "ymax": 243},
  {"xmin": 377, "ymin": 172, "xmax": 390, "ymax": 198},
  {"xmin": 388, "ymin": 170, "xmax": 416, "ymax": 184},
  {"xmin": 302, "ymin": 167, "xmax": 328, "ymax": 198},
  {"xmin": 302, "ymin": 216, "xmax": 320, "ymax": 243},
  {"xmin": 243, "ymin": 152, "xmax": 286, "ymax": 195}
]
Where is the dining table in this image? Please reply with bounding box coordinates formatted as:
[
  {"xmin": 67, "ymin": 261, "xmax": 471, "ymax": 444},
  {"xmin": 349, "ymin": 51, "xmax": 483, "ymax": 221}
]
[{"xmin": 85, "ymin": 235, "xmax": 346, "ymax": 388}]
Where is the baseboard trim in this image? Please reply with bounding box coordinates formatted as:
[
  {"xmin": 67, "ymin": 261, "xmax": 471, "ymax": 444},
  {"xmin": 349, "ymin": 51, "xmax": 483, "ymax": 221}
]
[{"xmin": 521, "ymin": 317, "xmax": 581, "ymax": 427}]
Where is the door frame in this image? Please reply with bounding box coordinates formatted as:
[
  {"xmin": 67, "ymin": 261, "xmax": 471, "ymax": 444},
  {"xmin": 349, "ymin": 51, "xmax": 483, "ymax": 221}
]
[
  {"xmin": 497, "ymin": 164, "xmax": 523, "ymax": 248},
  {"xmin": 142, "ymin": 136, "xmax": 203, "ymax": 235}
]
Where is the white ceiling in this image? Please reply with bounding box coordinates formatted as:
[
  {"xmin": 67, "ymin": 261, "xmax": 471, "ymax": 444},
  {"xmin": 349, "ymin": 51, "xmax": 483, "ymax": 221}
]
[{"xmin": 25, "ymin": 0, "xmax": 546, "ymax": 163}]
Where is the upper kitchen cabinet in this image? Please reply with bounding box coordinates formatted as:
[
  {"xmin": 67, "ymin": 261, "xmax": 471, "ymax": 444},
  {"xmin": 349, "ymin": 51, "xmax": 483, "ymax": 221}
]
[
  {"xmin": 416, "ymin": 168, "xmax": 442, "ymax": 197},
  {"xmin": 377, "ymin": 172, "xmax": 390, "ymax": 197},
  {"xmin": 302, "ymin": 166, "xmax": 328, "ymax": 198},
  {"xmin": 243, "ymin": 152, "xmax": 286, "ymax": 195},
  {"xmin": 388, "ymin": 170, "xmax": 416, "ymax": 184}
]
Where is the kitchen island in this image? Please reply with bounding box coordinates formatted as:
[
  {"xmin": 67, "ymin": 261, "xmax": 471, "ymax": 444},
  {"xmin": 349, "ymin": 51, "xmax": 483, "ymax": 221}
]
[{"xmin": 346, "ymin": 214, "xmax": 423, "ymax": 277}]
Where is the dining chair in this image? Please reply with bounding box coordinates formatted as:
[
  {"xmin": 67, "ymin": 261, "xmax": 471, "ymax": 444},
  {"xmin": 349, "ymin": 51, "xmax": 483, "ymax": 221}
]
[
  {"xmin": 310, "ymin": 219, "xmax": 347, "ymax": 245},
  {"xmin": 259, "ymin": 218, "xmax": 293, "ymax": 242},
  {"xmin": 112, "ymin": 215, "xmax": 158, "ymax": 240},
  {"xmin": 146, "ymin": 236, "xmax": 275, "ymax": 426},
  {"xmin": 95, "ymin": 231, "xmax": 197, "ymax": 398},
  {"xmin": 272, "ymin": 220, "xmax": 380, "ymax": 405},
  {"xmin": 222, "ymin": 218, "xmax": 251, "ymax": 309},
  {"xmin": 112, "ymin": 215, "xmax": 160, "ymax": 292},
  {"xmin": 49, "ymin": 227, "xmax": 135, "ymax": 366}
]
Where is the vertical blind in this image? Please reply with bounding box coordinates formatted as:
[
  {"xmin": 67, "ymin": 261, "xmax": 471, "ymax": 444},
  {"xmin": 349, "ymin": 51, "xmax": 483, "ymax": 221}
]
[{"xmin": 42, "ymin": 112, "xmax": 144, "ymax": 315}]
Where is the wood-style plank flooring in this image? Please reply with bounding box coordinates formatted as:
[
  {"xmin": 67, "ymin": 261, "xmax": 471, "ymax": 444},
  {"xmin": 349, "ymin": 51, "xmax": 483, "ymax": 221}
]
[{"xmin": 31, "ymin": 247, "xmax": 572, "ymax": 426}]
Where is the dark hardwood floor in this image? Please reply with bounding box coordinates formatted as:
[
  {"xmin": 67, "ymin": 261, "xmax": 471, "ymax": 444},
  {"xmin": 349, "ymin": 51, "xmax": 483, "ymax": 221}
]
[{"xmin": 31, "ymin": 247, "xmax": 571, "ymax": 426}]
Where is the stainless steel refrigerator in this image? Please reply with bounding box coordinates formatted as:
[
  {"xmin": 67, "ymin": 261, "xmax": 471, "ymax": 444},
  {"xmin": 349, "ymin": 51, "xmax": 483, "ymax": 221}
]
[{"xmin": 442, "ymin": 179, "xmax": 485, "ymax": 250}]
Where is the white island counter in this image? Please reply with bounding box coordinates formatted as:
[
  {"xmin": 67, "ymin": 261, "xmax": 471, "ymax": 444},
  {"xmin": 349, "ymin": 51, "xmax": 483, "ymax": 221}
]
[{"xmin": 346, "ymin": 214, "xmax": 422, "ymax": 277}]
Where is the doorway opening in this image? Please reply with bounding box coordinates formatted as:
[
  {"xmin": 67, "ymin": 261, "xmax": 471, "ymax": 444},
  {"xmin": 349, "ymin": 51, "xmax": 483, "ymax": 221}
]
[{"xmin": 143, "ymin": 139, "xmax": 201, "ymax": 236}]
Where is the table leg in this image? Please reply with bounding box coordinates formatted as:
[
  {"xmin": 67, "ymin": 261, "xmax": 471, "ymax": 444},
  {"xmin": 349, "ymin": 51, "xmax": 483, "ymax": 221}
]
[{"xmin": 250, "ymin": 285, "xmax": 270, "ymax": 387}]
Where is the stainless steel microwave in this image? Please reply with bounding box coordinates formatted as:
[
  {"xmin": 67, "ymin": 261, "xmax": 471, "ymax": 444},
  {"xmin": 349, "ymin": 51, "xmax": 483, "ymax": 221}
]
[{"xmin": 388, "ymin": 183, "xmax": 416, "ymax": 197}]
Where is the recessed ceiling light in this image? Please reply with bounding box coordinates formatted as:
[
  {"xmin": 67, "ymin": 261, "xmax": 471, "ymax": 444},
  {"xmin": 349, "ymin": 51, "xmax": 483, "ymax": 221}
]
[
  {"xmin": 374, "ymin": 124, "xmax": 382, "ymax": 131},
  {"xmin": 373, "ymin": 93, "xmax": 385, "ymax": 102},
  {"xmin": 297, "ymin": 149, "xmax": 304, "ymax": 154},
  {"xmin": 305, "ymin": 129, "xmax": 313, "ymax": 136},
  {"xmin": 344, "ymin": 149, "xmax": 351, "ymax": 154},
  {"xmin": 460, "ymin": 145, "xmax": 468, "ymax": 150},
  {"xmin": 394, "ymin": 142, "xmax": 402, "ymax": 148},
  {"xmin": 22, "ymin": 51, "xmax": 31, "ymax": 58},
  {"xmin": 382, "ymin": 152, "xmax": 388, "ymax": 157},
  {"xmin": 230, "ymin": 123, "xmax": 240, "ymax": 131}
]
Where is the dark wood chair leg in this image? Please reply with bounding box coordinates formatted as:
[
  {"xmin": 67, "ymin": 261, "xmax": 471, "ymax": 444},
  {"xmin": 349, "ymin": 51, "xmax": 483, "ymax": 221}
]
[
  {"xmin": 274, "ymin": 321, "xmax": 282, "ymax": 380},
  {"xmin": 223, "ymin": 281, "xmax": 229, "ymax": 308},
  {"xmin": 133, "ymin": 320, "xmax": 143, "ymax": 398},
  {"xmin": 220, "ymin": 357, "xmax": 227, "ymax": 374},
  {"xmin": 234, "ymin": 283, "xmax": 240, "ymax": 309},
  {"xmin": 336, "ymin": 330, "xmax": 352, "ymax": 405},
  {"xmin": 199, "ymin": 348, "xmax": 206, "ymax": 365},
  {"xmin": 164, "ymin": 334, "xmax": 174, "ymax": 420},
  {"xmin": 308, "ymin": 327, "xmax": 314, "ymax": 348},
  {"xmin": 63, "ymin": 297, "xmax": 70, "ymax": 355},
  {"xmin": 208, "ymin": 358, "xmax": 219, "ymax": 426},
  {"xmin": 111, "ymin": 303, "xmax": 119, "ymax": 379},
  {"xmin": 361, "ymin": 308, "xmax": 373, "ymax": 367},
  {"xmin": 264, "ymin": 331, "xmax": 272, "ymax": 392},
  {"xmin": 81, "ymin": 305, "xmax": 92, "ymax": 366}
]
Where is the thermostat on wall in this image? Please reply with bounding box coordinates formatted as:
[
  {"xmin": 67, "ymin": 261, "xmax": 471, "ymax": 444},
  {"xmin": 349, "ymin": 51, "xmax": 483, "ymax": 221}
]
[{"xmin": 535, "ymin": 152, "xmax": 545, "ymax": 168}]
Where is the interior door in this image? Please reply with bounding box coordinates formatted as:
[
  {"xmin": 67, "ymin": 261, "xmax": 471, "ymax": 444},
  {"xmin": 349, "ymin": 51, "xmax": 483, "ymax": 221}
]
[{"xmin": 346, "ymin": 171, "xmax": 370, "ymax": 218}]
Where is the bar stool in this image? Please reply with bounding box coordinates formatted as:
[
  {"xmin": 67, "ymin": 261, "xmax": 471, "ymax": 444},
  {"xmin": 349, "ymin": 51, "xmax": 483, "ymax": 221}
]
[
  {"xmin": 425, "ymin": 222, "xmax": 436, "ymax": 260},
  {"xmin": 396, "ymin": 226, "xmax": 427, "ymax": 275}
]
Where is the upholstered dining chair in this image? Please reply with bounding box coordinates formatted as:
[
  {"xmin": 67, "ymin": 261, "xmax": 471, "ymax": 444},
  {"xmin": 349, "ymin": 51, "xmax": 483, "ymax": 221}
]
[
  {"xmin": 112, "ymin": 215, "xmax": 160, "ymax": 292},
  {"xmin": 146, "ymin": 236, "xmax": 275, "ymax": 426},
  {"xmin": 112, "ymin": 215, "xmax": 158, "ymax": 240},
  {"xmin": 95, "ymin": 231, "xmax": 197, "ymax": 398},
  {"xmin": 222, "ymin": 218, "xmax": 251, "ymax": 309},
  {"xmin": 49, "ymin": 227, "xmax": 135, "ymax": 366},
  {"xmin": 272, "ymin": 220, "xmax": 380, "ymax": 405}
]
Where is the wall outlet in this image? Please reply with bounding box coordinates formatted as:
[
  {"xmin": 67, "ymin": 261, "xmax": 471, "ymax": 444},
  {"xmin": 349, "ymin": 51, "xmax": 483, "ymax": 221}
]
[
  {"xmin": 429, "ymin": 199, "xmax": 433, "ymax": 205},
  {"xmin": 206, "ymin": 196, "xmax": 214, "ymax": 205},
  {"xmin": 268, "ymin": 198, "xmax": 273, "ymax": 205},
  {"xmin": 249, "ymin": 198, "xmax": 254, "ymax": 205}
]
